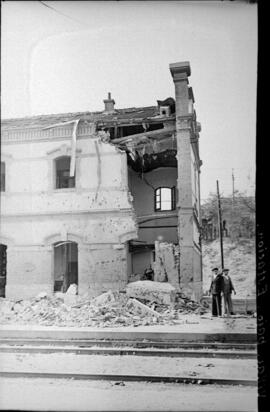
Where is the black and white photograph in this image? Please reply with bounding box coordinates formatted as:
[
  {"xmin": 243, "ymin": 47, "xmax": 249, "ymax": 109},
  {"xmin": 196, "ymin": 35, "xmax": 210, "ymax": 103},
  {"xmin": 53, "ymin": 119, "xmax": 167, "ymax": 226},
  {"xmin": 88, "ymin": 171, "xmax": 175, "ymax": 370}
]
[{"xmin": 0, "ymin": 1, "xmax": 259, "ymax": 411}]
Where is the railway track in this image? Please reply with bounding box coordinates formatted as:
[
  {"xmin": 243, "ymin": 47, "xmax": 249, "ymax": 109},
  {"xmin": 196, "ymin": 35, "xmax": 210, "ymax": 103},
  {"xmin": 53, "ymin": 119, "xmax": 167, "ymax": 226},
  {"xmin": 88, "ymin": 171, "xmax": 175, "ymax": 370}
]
[
  {"xmin": 0, "ymin": 337, "xmax": 257, "ymax": 386},
  {"xmin": 0, "ymin": 371, "xmax": 257, "ymax": 386},
  {"xmin": 0, "ymin": 337, "xmax": 257, "ymax": 349},
  {"xmin": 0, "ymin": 338, "xmax": 257, "ymax": 358}
]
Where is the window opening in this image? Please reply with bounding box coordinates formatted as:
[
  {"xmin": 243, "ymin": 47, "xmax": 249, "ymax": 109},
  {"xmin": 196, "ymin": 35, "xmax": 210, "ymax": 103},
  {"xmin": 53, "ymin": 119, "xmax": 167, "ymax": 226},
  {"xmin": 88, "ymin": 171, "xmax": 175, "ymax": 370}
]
[
  {"xmin": 0, "ymin": 162, "xmax": 5, "ymax": 192},
  {"xmin": 155, "ymin": 187, "xmax": 176, "ymax": 211},
  {"xmin": 55, "ymin": 156, "xmax": 75, "ymax": 189}
]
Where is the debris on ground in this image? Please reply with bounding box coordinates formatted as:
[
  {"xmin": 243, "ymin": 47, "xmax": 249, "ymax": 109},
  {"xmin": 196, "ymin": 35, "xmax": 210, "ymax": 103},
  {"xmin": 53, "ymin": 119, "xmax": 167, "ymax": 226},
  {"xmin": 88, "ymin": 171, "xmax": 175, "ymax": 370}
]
[
  {"xmin": 175, "ymin": 292, "xmax": 209, "ymax": 315},
  {"xmin": 0, "ymin": 284, "xmax": 210, "ymax": 328}
]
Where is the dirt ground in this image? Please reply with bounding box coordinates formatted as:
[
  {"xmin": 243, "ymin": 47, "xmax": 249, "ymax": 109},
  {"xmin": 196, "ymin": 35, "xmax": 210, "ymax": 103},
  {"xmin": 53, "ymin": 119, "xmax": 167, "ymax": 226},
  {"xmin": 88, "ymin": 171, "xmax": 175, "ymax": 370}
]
[
  {"xmin": 0, "ymin": 351, "xmax": 257, "ymax": 380},
  {"xmin": 0, "ymin": 378, "xmax": 257, "ymax": 411}
]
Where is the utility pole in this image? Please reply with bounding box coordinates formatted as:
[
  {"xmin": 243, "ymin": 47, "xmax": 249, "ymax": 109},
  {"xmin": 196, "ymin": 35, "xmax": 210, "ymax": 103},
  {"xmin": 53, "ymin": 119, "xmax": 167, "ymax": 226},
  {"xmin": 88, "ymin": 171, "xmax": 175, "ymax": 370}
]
[
  {"xmin": 231, "ymin": 169, "xmax": 236, "ymax": 240},
  {"xmin": 216, "ymin": 180, "xmax": 224, "ymax": 269},
  {"xmin": 232, "ymin": 169, "xmax": 235, "ymax": 209}
]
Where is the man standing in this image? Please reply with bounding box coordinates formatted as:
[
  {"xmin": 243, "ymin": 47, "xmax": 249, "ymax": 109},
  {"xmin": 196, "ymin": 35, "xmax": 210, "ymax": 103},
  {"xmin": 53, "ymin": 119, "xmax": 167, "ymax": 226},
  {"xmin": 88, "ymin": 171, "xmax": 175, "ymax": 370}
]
[
  {"xmin": 209, "ymin": 267, "xmax": 224, "ymax": 317},
  {"xmin": 222, "ymin": 268, "xmax": 236, "ymax": 316}
]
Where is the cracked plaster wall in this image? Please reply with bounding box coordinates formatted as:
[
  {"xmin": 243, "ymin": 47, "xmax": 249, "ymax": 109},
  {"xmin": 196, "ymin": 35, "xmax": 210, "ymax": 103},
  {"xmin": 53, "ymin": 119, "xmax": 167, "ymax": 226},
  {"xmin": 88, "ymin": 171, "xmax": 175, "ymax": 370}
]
[
  {"xmin": 128, "ymin": 167, "xmax": 178, "ymax": 244},
  {"xmin": 1, "ymin": 136, "xmax": 137, "ymax": 299}
]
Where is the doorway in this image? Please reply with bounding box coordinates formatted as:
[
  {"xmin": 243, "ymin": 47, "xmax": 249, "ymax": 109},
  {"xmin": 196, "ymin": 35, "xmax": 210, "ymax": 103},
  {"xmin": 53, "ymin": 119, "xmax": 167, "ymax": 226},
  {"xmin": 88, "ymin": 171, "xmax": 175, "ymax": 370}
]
[
  {"xmin": 53, "ymin": 241, "xmax": 78, "ymax": 293},
  {"xmin": 0, "ymin": 244, "xmax": 7, "ymax": 297}
]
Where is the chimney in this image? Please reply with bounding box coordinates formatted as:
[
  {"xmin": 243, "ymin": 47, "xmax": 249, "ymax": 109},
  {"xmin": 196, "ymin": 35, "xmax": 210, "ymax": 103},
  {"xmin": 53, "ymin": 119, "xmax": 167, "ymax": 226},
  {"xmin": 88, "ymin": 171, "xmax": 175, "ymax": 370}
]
[{"xmin": 103, "ymin": 92, "xmax": 115, "ymax": 113}]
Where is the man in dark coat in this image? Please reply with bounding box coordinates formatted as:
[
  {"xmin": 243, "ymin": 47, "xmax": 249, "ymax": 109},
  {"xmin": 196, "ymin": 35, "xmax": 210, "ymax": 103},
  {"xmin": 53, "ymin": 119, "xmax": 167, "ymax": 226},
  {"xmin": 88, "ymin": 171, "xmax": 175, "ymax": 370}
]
[
  {"xmin": 209, "ymin": 267, "xmax": 224, "ymax": 317},
  {"xmin": 222, "ymin": 268, "xmax": 236, "ymax": 316}
]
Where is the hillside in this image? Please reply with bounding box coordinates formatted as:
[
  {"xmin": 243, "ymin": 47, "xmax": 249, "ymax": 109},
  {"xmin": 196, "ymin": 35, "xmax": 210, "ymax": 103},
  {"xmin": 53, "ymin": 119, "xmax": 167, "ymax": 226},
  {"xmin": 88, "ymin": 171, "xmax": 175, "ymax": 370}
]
[{"xmin": 202, "ymin": 237, "xmax": 256, "ymax": 297}]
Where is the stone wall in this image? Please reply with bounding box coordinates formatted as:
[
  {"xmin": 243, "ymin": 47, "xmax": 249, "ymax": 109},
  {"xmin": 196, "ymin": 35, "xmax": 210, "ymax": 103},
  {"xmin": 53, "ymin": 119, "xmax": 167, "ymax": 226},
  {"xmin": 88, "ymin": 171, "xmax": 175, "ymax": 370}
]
[
  {"xmin": 78, "ymin": 244, "xmax": 128, "ymax": 297},
  {"xmin": 5, "ymin": 245, "xmax": 53, "ymax": 299}
]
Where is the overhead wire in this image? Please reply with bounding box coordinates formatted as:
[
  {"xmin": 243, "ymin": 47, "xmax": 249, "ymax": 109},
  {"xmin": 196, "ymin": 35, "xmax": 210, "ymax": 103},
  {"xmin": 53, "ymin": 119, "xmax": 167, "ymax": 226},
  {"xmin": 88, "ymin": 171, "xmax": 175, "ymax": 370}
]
[{"xmin": 39, "ymin": 1, "xmax": 89, "ymax": 27}]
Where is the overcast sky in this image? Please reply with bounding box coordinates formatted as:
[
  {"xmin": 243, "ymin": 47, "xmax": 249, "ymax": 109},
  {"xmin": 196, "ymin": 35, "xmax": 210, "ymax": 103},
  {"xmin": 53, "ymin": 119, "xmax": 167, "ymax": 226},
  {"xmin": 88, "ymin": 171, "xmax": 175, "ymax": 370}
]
[{"xmin": 1, "ymin": 1, "xmax": 257, "ymax": 201}]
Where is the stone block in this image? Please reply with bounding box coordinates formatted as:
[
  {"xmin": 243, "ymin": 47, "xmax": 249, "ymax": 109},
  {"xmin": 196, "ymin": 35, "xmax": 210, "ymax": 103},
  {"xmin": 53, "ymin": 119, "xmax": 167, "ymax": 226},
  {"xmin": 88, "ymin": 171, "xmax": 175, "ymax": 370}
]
[
  {"xmin": 125, "ymin": 298, "xmax": 162, "ymax": 318},
  {"xmin": 126, "ymin": 280, "xmax": 176, "ymax": 305}
]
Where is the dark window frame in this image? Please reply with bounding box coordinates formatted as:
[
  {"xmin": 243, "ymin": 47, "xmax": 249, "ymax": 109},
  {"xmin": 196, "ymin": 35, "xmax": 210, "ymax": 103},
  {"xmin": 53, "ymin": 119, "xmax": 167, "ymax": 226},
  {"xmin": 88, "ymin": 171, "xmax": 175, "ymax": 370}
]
[
  {"xmin": 154, "ymin": 186, "xmax": 176, "ymax": 212},
  {"xmin": 55, "ymin": 156, "xmax": 75, "ymax": 189}
]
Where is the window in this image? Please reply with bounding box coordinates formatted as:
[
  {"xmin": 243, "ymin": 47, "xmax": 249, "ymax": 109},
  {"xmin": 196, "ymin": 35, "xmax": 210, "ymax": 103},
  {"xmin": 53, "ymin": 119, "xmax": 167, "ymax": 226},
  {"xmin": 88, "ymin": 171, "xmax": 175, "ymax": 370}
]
[
  {"xmin": 55, "ymin": 156, "xmax": 75, "ymax": 189},
  {"xmin": 155, "ymin": 187, "xmax": 175, "ymax": 211},
  {"xmin": 159, "ymin": 106, "xmax": 171, "ymax": 117},
  {"xmin": 0, "ymin": 162, "xmax": 5, "ymax": 192}
]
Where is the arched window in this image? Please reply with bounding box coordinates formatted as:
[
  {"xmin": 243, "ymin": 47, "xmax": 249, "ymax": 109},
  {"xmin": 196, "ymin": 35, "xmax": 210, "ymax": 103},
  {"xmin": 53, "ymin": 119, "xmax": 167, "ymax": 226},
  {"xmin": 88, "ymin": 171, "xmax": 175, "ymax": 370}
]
[
  {"xmin": 0, "ymin": 162, "xmax": 5, "ymax": 192},
  {"xmin": 55, "ymin": 156, "xmax": 75, "ymax": 189},
  {"xmin": 155, "ymin": 187, "xmax": 176, "ymax": 211}
]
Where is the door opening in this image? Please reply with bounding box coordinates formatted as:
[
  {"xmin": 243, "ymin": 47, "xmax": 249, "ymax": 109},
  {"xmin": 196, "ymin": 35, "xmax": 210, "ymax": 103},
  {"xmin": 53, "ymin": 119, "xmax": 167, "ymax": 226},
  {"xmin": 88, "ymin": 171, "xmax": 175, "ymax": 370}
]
[
  {"xmin": 0, "ymin": 244, "xmax": 7, "ymax": 297},
  {"xmin": 53, "ymin": 241, "xmax": 78, "ymax": 293}
]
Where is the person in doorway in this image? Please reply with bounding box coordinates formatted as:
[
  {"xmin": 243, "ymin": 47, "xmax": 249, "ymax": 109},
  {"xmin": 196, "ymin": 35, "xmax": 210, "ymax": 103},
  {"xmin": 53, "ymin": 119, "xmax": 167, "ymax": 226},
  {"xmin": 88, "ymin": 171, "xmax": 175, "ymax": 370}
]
[
  {"xmin": 143, "ymin": 266, "xmax": 154, "ymax": 281},
  {"xmin": 209, "ymin": 267, "xmax": 224, "ymax": 317},
  {"xmin": 222, "ymin": 268, "xmax": 236, "ymax": 316}
]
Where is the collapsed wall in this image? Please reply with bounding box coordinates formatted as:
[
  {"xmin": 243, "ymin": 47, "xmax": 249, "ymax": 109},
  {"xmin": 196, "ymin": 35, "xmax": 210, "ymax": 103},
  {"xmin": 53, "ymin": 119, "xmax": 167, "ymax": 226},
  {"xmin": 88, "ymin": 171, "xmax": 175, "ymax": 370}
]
[{"xmin": 153, "ymin": 241, "xmax": 180, "ymax": 290}]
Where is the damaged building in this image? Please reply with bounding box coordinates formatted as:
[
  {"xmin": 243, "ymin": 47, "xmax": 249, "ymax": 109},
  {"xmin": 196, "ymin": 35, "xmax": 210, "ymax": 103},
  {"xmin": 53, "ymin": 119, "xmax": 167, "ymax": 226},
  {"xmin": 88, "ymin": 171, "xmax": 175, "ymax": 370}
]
[{"xmin": 0, "ymin": 61, "xmax": 203, "ymax": 301}]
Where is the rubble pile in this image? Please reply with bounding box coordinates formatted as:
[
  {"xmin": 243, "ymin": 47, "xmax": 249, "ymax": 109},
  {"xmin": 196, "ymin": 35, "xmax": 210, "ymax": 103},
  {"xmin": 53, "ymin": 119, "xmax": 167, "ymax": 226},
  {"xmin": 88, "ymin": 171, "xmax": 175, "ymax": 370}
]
[
  {"xmin": 0, "ymin": 285, "xmax": 210, "ymax": 328},
  {"xmin": 175, "ymin": 293, "xmax": 209, "ymax": 315}
]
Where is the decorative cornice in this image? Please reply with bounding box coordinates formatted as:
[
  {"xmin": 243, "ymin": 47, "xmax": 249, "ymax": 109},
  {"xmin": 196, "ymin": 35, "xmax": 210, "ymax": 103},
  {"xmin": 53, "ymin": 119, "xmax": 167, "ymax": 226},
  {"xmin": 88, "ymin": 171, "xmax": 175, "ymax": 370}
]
[
  {"xmin": 1, "ymin": 123, "xmax": 96, "ymax": 144},
  {"xmin": 44, "ymin": 232, "xmax": 85, "ymax": 246},
  {"xmin": 170, "ymin": 61, "xmax": 191, "ymax": 81},
  {"xmin": 1, "ymin": 208, "xmax": 134, "ymax": 219}
]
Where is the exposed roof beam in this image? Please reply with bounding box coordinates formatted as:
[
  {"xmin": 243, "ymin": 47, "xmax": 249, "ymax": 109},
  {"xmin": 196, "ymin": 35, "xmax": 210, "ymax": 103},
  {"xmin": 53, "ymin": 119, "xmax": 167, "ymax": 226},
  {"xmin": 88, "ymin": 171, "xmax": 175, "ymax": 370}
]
[
  {"xmin": 97, "ymin": 115, "xmax": 175, "ymax": 128},
  {"xmin": 111, "ymin": 124, "xmax": 176, "ymax": 144}
]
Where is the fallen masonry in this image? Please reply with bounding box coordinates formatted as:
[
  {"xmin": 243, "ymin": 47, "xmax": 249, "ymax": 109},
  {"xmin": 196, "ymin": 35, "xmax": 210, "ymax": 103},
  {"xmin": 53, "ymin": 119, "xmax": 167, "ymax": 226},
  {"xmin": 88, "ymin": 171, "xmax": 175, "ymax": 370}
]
[
  {"xmin": 0, "ymin": 282, "xmax": 210, "ymax": 328},
  {"xmin": 126, "ymin": 280, "xmax": 176, "ymax": 306}
]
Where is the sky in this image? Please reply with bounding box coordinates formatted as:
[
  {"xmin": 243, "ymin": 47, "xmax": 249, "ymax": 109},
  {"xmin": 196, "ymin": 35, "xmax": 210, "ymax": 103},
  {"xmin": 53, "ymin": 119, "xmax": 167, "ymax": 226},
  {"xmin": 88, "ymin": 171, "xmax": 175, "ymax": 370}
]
[{"xmin": 1, "ymin": 1, "xmax": 257, "ymax": 202}]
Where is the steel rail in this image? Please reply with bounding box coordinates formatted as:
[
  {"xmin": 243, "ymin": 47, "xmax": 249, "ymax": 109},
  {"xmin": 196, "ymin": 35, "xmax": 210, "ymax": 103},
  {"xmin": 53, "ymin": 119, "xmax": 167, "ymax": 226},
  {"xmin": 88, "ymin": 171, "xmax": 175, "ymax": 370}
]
[
  {"xmin": 0, "ymin": 371, "xmax": 257, "ymax": 387},
  {"xmin": 0, "ymin": 338, "xmax": 257, "ymax": 350},
  {"xmin": 0, "ymin": 345, "xmax": 257, "ymax": 359}
]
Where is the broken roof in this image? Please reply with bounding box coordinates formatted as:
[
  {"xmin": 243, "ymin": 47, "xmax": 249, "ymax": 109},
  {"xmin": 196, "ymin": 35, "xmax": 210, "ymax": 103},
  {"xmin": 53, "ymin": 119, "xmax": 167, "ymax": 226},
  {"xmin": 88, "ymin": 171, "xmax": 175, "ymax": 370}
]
[{"xmin": 1, "ymin": 105, "xmax": 167, "ymax": 130}]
